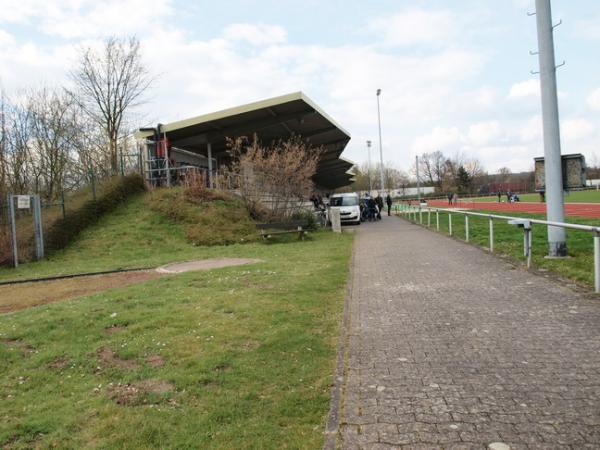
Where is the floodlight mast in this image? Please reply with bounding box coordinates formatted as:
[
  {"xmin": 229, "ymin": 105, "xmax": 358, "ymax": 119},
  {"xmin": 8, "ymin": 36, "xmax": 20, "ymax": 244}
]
[
  {"xmin": 376, "ymin": 89, "xmax": 385, "ymax": 194},
  {"xmin": 534, "ymin": 0, "xmax": 567, "ymax": 256}
]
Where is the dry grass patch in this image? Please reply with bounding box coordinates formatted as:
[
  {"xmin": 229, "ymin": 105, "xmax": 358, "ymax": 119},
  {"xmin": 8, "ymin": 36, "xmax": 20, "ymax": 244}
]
[{"xmin": 0, "ymin": 271, "xmax": 160, "ymax": 313}]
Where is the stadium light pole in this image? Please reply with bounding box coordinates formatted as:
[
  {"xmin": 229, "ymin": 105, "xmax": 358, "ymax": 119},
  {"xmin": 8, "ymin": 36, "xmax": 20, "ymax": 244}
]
[
  {"xmin": 534, "ymin": 0, "xmax": 567, "ymax": 256},
  {"xmin": 366, "ymin": 140, "xmax": 373, "ymax": 195},
  {"xmin": 376, "ymin": 89, "xmax": 385, "ymax": 194}
]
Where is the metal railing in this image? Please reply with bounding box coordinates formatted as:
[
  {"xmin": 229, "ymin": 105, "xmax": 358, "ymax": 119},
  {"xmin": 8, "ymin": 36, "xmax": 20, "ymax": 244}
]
[{"xmin": 393, "ymin": 203, "xmax": 600, "ymax": 293}]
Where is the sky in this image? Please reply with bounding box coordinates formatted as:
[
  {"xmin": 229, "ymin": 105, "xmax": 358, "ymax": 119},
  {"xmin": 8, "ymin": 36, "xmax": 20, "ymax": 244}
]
[{"xmin": 0, "ymin": 0, "xmax": 599, "ymax": 174}]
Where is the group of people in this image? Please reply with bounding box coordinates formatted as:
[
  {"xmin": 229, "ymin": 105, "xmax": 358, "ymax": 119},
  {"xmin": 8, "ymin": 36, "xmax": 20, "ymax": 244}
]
[
  {"xmin": 497, "ymin": 191, "xmax": 520, "ymax": 203},
  {"xmin": 361, "ymin": 193, "xmax": 393, "ymax": 221}
]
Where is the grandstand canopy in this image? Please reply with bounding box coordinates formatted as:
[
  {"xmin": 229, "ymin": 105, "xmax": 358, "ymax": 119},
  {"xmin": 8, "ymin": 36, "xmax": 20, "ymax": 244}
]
[{"xmin": 135, "ymin": 92, "xmax": 354, "ymax": 190}]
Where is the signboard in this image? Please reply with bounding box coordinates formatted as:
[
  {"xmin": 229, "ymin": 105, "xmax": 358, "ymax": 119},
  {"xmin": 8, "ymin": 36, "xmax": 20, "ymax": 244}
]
[
  {"xmin": 16, "ymin": 195, "xmax": 30, "ymax": 209},
  {"xmin": 534, "ymin": 154, "xmax": 586, "ymax": 192}
]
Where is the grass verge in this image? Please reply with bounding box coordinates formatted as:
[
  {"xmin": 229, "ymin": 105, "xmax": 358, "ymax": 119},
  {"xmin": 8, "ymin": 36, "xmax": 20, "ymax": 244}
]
[
  {"xmin": 0, "ymin": 229, "xmax": 353, "ymax": 449},
  {"xmin": 402, "ymin": 209, "xmax": 599, "ymax": 287}
]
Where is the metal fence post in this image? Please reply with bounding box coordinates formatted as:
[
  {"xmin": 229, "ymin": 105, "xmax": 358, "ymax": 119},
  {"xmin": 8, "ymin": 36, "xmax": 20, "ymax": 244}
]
[
  {"xmin": 61, "ymin": 189, "xmax": 66, "ymax": 219},
  {"xmin": 489, "ymin": 217, "xmax": 494, "ymax": 252},
  {"xmin": 449, "ymin": 213, "xmax": 453, "ymax": 236},
  {"xmin": 594, "ymin": 231, "xmax": 600, "ymax": 293},
  {"xmin": 32, "ymin": 195, "xmax": 44, "ymax": 260},
  {"xmin": 90, "ymin": 169, "xmax": 97, "ymax": 201},
  {"xmin": 419, "ymin": 207, "xmax": 423, "ymax": 224},
  {"xmin": 7, "ymin": 194, "xmax": 18, "ymax": 267},
  {"xmin": 465, "ymin": 215, "xmax": 469, "ymax": 242},
  {"xmin": 436, "ymin": 210, "xmax": 439, "ymax": 231},
  {"xmin": 525, "ymin": 227, "xmax": 532, "ymax": 269}
]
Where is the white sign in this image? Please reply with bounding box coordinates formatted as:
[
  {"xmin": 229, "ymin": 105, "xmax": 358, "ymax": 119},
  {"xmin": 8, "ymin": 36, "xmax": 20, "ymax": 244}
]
[{"xmin": 16, "ymin": 195, "xmax": 30, "ymax": 209}]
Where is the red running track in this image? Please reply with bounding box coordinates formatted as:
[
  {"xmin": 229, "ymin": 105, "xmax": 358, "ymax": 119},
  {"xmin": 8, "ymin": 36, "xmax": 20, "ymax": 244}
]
[{"xmin": 426, "ymin": 200, "xmax": 600, "ymax": 219}]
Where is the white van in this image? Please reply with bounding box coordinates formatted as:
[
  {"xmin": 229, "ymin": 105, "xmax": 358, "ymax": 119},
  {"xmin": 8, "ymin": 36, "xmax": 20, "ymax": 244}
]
[{"xmin": 328, "ymin": 193, "xmax": 361, "ymax": 225}]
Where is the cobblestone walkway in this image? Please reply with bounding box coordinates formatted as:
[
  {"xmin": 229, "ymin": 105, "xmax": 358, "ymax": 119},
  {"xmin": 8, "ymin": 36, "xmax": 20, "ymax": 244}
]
[{"xmin": 335, "ymin": 216, "xmax": 600, "ymax": 449}]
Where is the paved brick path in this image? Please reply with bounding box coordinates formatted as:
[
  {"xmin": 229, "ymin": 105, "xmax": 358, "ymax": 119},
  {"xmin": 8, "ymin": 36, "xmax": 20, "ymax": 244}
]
[{"xmin": 335, "ymin": 216, "xmax": 600, "ymax": 449}]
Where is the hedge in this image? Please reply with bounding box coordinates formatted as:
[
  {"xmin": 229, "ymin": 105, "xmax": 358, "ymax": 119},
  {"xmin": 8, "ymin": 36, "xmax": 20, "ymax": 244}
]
[{"xmin": 44, "ymin": 174, "xmax": 146, "ymax": 252}]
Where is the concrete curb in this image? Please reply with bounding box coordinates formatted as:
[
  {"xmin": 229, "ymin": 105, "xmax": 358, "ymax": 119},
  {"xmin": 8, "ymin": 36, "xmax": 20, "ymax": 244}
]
[{"xmin": 322, "ymin": 236, "xmax": 355, "ymax": 450}]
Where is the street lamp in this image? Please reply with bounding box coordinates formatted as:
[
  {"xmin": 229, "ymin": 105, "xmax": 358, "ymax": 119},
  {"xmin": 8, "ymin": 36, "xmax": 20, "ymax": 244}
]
[
  {"xmin": 366, "ymin": 140, "xmax": 373, "ymax": 195},
  {"xmin": 376, "ymin": 89, "xmax": 385, "ymax": 194}
]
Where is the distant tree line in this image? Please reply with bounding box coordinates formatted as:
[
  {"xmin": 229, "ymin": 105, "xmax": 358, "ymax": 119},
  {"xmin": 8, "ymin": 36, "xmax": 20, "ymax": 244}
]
[{"xmin": 349, "ymin": 150, "xmax": 554, "ymax": 197}]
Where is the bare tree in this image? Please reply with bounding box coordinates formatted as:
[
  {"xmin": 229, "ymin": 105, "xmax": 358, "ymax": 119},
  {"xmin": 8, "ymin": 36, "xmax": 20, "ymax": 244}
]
[
  {"xmin": 69, "ymin": 37, "xmax": 151, "ymax": 174},
  {"xmin": 27, "ymin": 88, "xmax": 79, "ymax": 199},
  {"xmin": 225, "ymin": 135, "xmax": 321, "ymax": 219},
  {"xmin": 497, "ymin": 166, "xmax": 512, "ymax": 182}
]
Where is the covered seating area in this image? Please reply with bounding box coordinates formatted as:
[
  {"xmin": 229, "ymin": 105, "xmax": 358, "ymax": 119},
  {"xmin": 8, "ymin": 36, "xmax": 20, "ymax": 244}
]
[{"xmin": 134, "ymin": 92, "xmax": 354, "ymax": 191}]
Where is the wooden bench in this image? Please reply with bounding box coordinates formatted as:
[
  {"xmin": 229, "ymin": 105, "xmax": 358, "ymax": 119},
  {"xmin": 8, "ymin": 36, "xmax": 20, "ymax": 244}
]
[{"xmin": 256, "ymin": 220, "xmax": 309, "ymax": 240}]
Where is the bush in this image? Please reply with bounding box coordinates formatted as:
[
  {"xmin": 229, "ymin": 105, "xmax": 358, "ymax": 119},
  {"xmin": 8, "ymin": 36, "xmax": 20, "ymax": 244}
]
[
  {"xmin": 290, "ymin": 210, "xmax": 318, "ymax": 230},
  {"xmin": 44, "ymin": 174, "xmax": 145, "ymax": 252},
  {"xmin": 146, "ymin": 187, "xmax": 256, "ymax": 246}
]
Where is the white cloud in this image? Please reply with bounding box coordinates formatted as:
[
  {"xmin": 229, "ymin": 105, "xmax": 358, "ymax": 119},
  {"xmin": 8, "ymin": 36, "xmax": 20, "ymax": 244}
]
[
  {"xmin": 0, "ymin": 0, "xmax": 173, "ymax": 38},
  {"xmin": 562, "ymin": 118, "xmax": 596, "ymax": 142},
  {"xmin": 573, "ymin": 18, "xmax": 600, "ymax": 41},
  {"xmin": 411, "ymin": 127, "xmax": 463, "ymax": 155},
  {"xmin": 223, "ymin": 24, "xmax": 287, "ymax": 46},
  {"xmin": 587, "ymin": 88, "xmax": 600, "ymax": 111},
  {"xmin": 0, "ymin": 29, "xmax": 15, "ymax": 46},
  {"xmin": 367, "ymin": 9, "xmax": 457, "ymax": 47},
  {"xmin": 509, "ymin": 79, "xmax": 539, "ymax": 99},
  {"xmin": 468, "ymin": 121, "xmax": 501, "ymax": 146},
  {"xmin": 518, "ymin": 115, "xmax": 542, "ymax": 143}
]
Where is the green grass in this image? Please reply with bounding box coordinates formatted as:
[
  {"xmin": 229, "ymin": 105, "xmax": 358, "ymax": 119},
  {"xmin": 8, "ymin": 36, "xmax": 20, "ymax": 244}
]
[
  {"xmin": 403, "ymin": 209, "xmax": 599, "ymax": 287},
  {"xmin": 0, "ymin": 196, "xmax": 353, "ymax": 449},
  {"xmin": 468, "ymin": 190, "xmax": 600, "ymax": 203}
]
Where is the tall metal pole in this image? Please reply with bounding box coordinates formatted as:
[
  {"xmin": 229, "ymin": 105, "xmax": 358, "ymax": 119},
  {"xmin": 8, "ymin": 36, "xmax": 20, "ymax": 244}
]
[
  {"xmin": 376, "ymin": 89, "xmax": 385, "ymax": 194},
  {"xmin": 416, "ymin": 155, "xmax": 421, "ymax": 203},
  {"xmin": 366, "ymin": 140, "xmax": 373, "ymax": 195},
  {"xmin": 535, "ymin": 0, "xmax": 566, "ymax": 256}
]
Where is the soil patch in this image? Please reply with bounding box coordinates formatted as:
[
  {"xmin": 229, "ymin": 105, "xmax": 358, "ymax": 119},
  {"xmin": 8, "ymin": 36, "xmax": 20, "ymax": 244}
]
[
  {"xmin": 2, "ymin": 339, "xmax": 36, "ymax": 354},
  {"xmin": 97, "ymin": 347, "xmax": 139, "ymax": 370},
  {"xmin": 0, "ymin": 271, "xmax": 160, "ymax": 314},
  {"xmin": 105, "ymin": 325, "xmax": 128, "ymax": 334},
  {"xmin": 48, "ymin": 356, "xmax": 70, "ymax": 370},
  {"xmin": 108, "ymin": 379, "xmax": 174, "ymax": 405},
  {"xmin": 156, "ymin": 258, "xmax": 262, "ymax": 274},
  {"xmin": 145, "ymin": 355, "xmax": 164, "ymax": 368}
]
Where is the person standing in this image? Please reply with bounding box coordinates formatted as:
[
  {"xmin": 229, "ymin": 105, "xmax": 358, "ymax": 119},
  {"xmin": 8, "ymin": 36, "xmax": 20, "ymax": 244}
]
[
  {"xmin": 385, "ymin": 193, "xmax": 392, "ymax": 216},
  {"xmin": 497, "ymin": 191, "xmax": 501, "ymax": 202},
  {"xmin": 375, "ymin": 194, "xmax": 384, "ymax": 220}
]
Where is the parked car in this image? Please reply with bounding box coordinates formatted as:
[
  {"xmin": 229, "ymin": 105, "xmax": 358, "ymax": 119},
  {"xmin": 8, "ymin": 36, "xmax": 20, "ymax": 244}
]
[{"xmin": 328, "ymin": 193, "xmax": 361, "ymax": 225}]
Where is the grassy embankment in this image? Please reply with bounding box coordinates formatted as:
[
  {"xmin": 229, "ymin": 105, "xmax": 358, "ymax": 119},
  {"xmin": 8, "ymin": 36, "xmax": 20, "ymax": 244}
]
[
  {"xmin": 402, "ymin": 209, "xmax": 599, "ymax": 287},
  {"xmin": 0, "ymin": 188, "xmax": 353, "ymax": 449}
]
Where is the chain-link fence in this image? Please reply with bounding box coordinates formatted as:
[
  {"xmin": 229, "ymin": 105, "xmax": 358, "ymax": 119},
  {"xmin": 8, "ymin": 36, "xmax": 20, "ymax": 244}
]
[{"xmin": 0, "ymin": 152, "xmax": 144, "ymax": 267}]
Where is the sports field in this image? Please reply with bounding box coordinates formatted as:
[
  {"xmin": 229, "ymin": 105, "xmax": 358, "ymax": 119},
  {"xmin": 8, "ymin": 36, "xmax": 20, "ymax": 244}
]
[
  {"xmin": 427, "ymin": 190, "xmax": 600, "ymax": 219},
  {"xmin": 467, "ymin": 189, "xmax": 600, "ymax": 203},
  {"xmin": 428, "ymin": 199, "xmax": 600, "ymax": 218}
]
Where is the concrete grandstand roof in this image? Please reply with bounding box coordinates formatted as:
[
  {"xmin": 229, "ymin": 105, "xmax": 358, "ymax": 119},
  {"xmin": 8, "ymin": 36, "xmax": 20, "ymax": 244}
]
[{"xmin": 135, "ymin": 92, "xmax": 354, "ymax": 189}]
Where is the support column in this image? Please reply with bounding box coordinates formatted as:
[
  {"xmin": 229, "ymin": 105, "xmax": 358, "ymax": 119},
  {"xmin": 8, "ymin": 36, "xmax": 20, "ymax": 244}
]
[{"xmin": 207, "ymin": 142, "xmax": 213, "ymax": 188}]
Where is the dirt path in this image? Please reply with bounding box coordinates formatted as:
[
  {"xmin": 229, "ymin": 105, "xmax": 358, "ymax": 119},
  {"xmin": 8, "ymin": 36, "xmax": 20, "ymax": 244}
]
[
  {"xmin": 1, "ymin": 258, "xmax": 262, "ymax": 314},
  {"xmin": 0, "ymin": 271, "xmax": 160, "ymax": 314}
]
